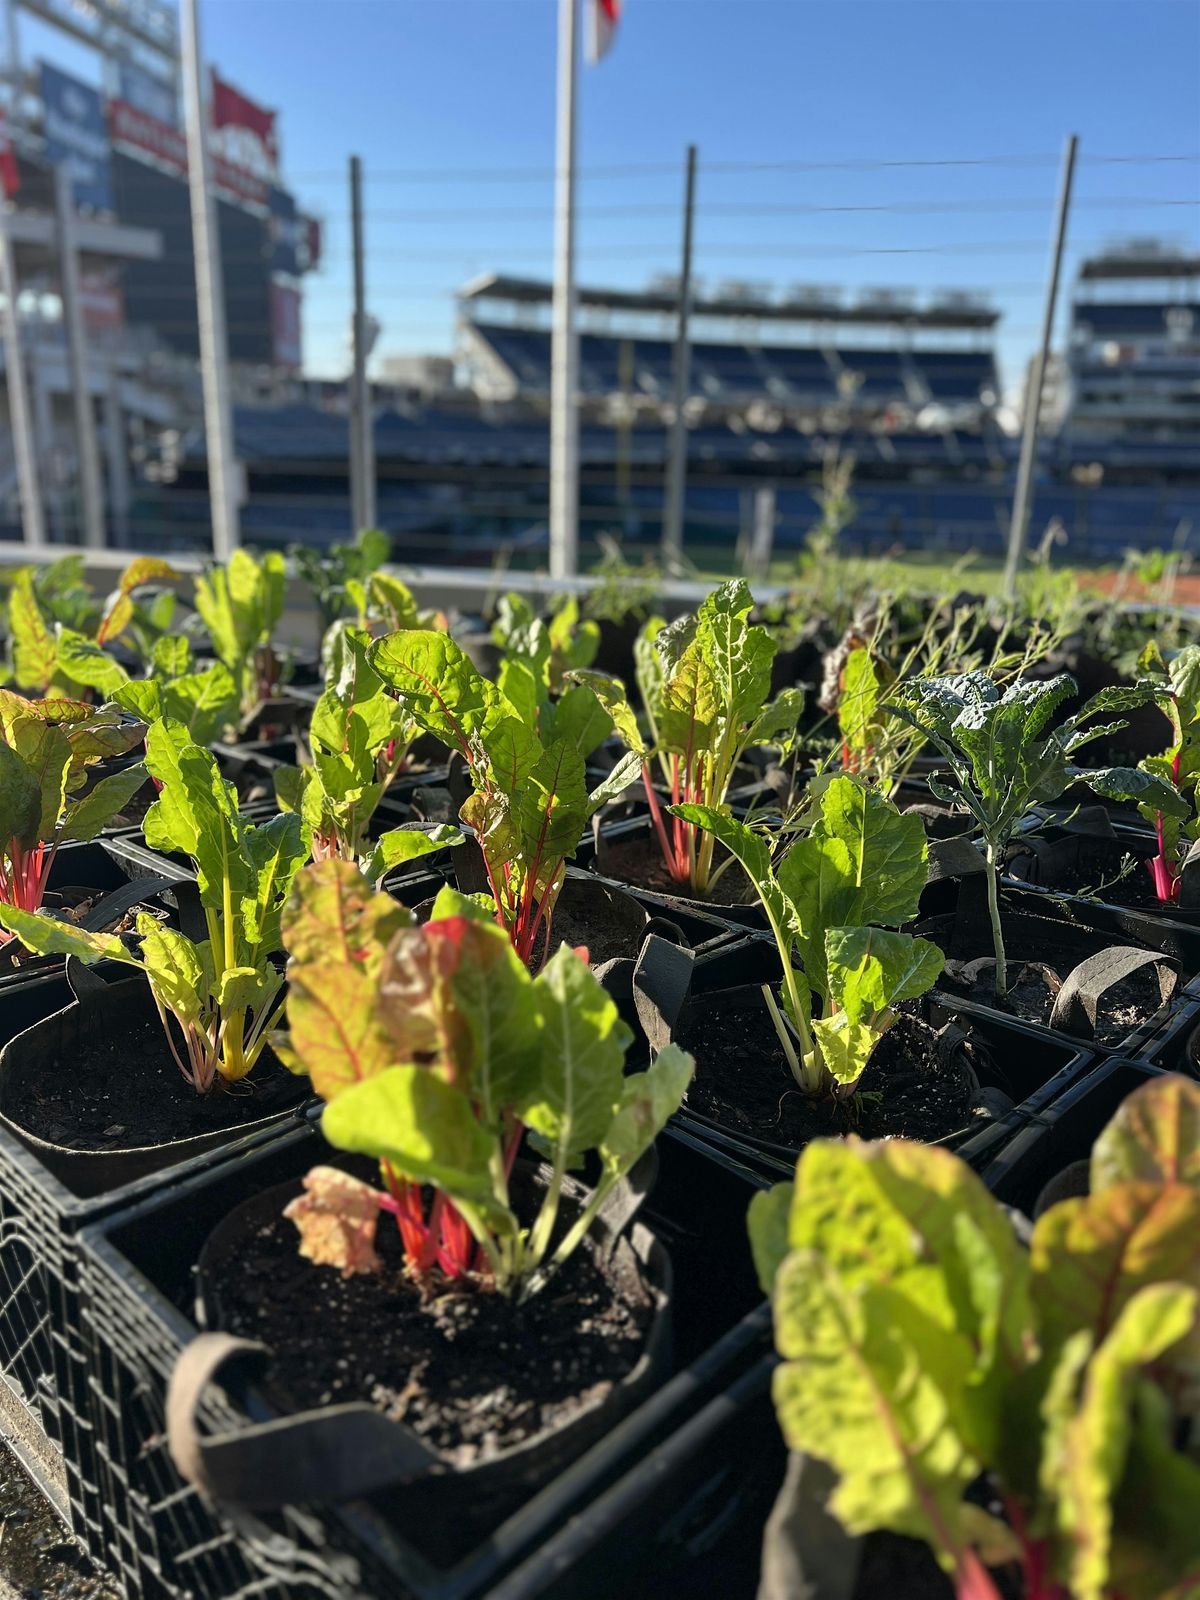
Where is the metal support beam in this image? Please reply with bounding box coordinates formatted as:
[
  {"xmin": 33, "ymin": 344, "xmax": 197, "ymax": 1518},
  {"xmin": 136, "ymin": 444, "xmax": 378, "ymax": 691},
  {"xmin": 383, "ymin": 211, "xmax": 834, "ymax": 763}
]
[
  {"xmin": 181, "ymin": 0, "xmax": 239, "ymax": 561},
  {"xmin": 349, "ymin": 154, "xmax": 376, "ymax": 533},
  {"xmin": 104, "ymin": 367, "xmax": 131, "ymax": 546},
  {"xmin": 662, "ymin": 143, "xmax": 697, "ymax": 574},
  {"xmin": 1003, "ymin": 134, "xmax": 1077, "ymax": 600},
  {"xmin": 0, "ymin": 215, "xmax": 42, "ymax": 544},
  {"xmin": 54, "ymin": 167, "xmax": 105, "ymax": 549},
  {"xmin": 548, "ymin": 0, "xmax": 579, "ymax": 580}
]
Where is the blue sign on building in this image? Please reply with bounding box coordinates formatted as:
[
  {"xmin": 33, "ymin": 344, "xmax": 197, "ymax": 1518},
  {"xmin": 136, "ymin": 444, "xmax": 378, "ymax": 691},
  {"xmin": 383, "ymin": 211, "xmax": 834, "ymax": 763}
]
[{"xmin": 40, "ymin": 62, "xmax": 113, "ymax": 211}]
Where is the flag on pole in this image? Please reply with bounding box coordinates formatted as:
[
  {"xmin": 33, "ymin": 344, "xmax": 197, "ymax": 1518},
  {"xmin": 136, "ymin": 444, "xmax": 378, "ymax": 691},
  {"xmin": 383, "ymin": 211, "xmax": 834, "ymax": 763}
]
[{"xmin": 586, "ymin": 0, "xmax": 621, "ymax": 64}]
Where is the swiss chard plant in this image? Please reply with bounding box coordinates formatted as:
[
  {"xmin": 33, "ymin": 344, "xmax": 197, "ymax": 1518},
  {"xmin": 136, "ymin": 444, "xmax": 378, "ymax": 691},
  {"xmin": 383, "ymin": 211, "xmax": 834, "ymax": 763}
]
[
  {"xmin": 108, "ymin": 635, "xmax": 241, "ymax": 747},
  {"xmin": 194, "ymin": 548, "xmax": 289, "ymax": 719},
  {"xmin": 675, "ymin": 774, "xmax": 943, "ymax": 1096},
  {"xmin": 1079, "ymin": 641, "xmax": 1200, "ymax": 903},
  {"xmin": 883, "ymin": 671, "xmax": 1183, "ymax": 996},
  {"xmin": 0, "ymin": 691, "xmax": 147, "ymax": 927},
  {"xmin": 289, "ymin": 528, "xmax": 392, "ymax": 635},
  {"xmin": 571, "ymin": 579, "xmax": 805, "ymax": 896},
  {"xmin": 367, "ymin": 630, "xmax": 638, "ymax": 962},
  {"xmin": 492, "ymin": 594, "xmax": 613, "ymax": 766},
  {"xmin": 0, "ymin": 719, "xmax": 309, "ymax": 1091},
  {"xmin": 7, "ymin": 559, "xmax": 179, "ymax": 698},
  {"xmin": 749, "ymin": 1071, "xmax": 1200, "ymax": 1600},
  {"xmin": 274, "ymin": 625, "xmax": 460, "ymax": 883},
  {"xmin": 279, "ymin": 860, "xmax": 693, "ymax": 1299}
]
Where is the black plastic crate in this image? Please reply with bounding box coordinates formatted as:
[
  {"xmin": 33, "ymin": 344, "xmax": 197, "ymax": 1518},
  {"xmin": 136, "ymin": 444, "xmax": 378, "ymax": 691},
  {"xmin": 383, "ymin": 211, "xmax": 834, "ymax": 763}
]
[
  {"xmin": 0, "ymin": 975, "xmax": 309, "ymax": 1567},
  {"xmin": 76, "ymin": 1122, "xmax": 774, "ymax": 1600},
  {"xmin": 578, "ymin": 815, "xmax": 768, "ymax": 931}
]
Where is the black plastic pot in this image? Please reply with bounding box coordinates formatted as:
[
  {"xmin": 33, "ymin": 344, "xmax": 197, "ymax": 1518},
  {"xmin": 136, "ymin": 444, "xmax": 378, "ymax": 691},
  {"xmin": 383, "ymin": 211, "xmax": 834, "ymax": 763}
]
[
  {"xmin": 75, "ymin": 1121, "xmax": 774, "ymax": 1600},
  {"xmin": 580, "ymin": 815, "xmax": 766, "ymax": 930},
  {"xmin": 0, "ymin": 956, "xmax": 310, "ymax": 1569},
  {"xmin": 0, "ymin": 970, "xmax": 305, "ymax": 1200}
]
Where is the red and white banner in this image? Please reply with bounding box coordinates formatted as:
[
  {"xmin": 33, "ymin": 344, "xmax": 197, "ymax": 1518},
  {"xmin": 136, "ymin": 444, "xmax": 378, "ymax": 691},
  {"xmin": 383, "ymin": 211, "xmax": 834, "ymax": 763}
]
[
  {"xmin": 210, "ymin": 71, "xmax": 278, "ymax": 168},
  {"xmin": 586, "ymin": 0, "xmax": 621, "ymax": 63}
]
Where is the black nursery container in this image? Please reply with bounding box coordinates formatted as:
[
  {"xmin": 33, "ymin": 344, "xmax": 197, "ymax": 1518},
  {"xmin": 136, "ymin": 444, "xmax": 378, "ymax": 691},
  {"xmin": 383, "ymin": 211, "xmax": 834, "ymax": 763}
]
[
  {"xmin": 0, "ymin": 962, "xmax": 311, "ymax": 1565},
  {"xmin": 75, "ymin": 1122, "xmax": 777, "ymax": 1600}
]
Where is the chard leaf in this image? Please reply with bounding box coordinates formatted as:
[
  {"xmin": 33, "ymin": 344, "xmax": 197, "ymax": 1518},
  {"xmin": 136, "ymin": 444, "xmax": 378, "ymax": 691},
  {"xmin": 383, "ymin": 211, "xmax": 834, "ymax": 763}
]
[
  {"xmin": 658, "ymin": 636, "xmax": 718, "ymax": 754},
  {"xmin": 242, "ymin": 811, "xmax": 311, "ymax": 955},
  {"xmin": 747, "ymin": 1181, "xmax": 795, "ymax": 1295},
  {"xmin": 7, "ymin": 718, "xmax": 73, "ymax": 842},
  {"xmin": 521, "ymin": 945, "xmax": 632, "ymax": 1163},
  {"xmin": 150, "ymin": 634, "xmax": 192, "ymax": 678},
  {"xmin": 1031, "ymin": 1181, "xmax": 1200, "ymax": 1369},
  {"xmin": 566, "ymin": 669, "xmax": 649, "ymax": 757},
  {"xmin": 1108, "ymin": 1383, "xmax": 1200, "ymax": 1600},
  {"xmin": 586, "ymin": 749, "xmax": 644, "ymax": 816},
  {"xmin": 809, "ymin": 1015, "xmax": 886, "ymax": 1086},
  {"xmin": 496, "ymin": 653, "xmax": 543, "ymax": 729},
  {"xmin": 0, "ymin": 741, "xmax": 43, "ymax": 850},
  {"xmin": 111, "ymin": 679, "xmax": 161, "ymax": 726},
  {"xmin": 162, "ymin": 664, "xmax": 240, "ymax": 745},
  {"xmin": 283, "ymin": 1166, "xmax": 384, "ymax": 1277},
  {"xmin": 311, "ymin": 626, "xmax": 398, "ymax": 755},
  {"xmin": 598, "ymin": 1043, "xmax": 693, "ymax": 1180},
  {"xmin": 282, "ymin": 859, "xmax": 411, "ymax": 1098},
  {"xmin": 368, "ymin": 630, "xmax": 504, "ymax": 760},
  {"xmin": 747, "ymin": 685, "xmax": 806, "ymax": 752},
  {"xmin": 322, "ymin": 1063, "xmax": 497, "ymax": 1204},
  {"xmin": 514, "ymin": 739, "xmax": 589, "ymax": 885},
  {"xmin": 0, "ymin": 903, "xmax": 135, "ymax": 965},
  {"xmin": 824, "ymin": 927, "xmax": 945, "ymax": 1025},
  {"xmin": 429, "ymin": 882, "xmax": 494, "ymax": 921},
  {"xmin": 360, "ymin": 824, "xmax": 463, "ymax": 886},
  {"xmin": 95, "ymin": 557, "xmax": 179, "ymax": 645},
  {"xmin": 697, "ymin": 579, "xmax": 776, "ymax": 728},
  {"xmin": 482, "ymin": 714, "xmax": 543, "ymax": 794},
  {"xmin": 837, "ymin": 648, "xmax": 889, "ymax": 756},
  {"xmin": 1091, "ymin": 1074, "xmax": 1200, "ymax": 1191},
  {"xmin": 137, "ymin": 918, "xmax": 207, "ymax": 1027},
  {"xmin": 57, "ymin": 763, "xmax": 148, "ymax": 842},
  {"xmin": 542, "ymin": 681, "xmax": 613, "ymax": 762},
  {"xmin": 1054, "ymin": 1285, "xmax": 1199, "ymax": 1600},
  {"xmin": 8, "ymin": 569, "xmax": 59, "ymax": 692},
  {"xmin": 54, "ymin": 629, "xmax": 129, "ymax": 696},
  {"xmin": 634, "ymin": 615, "xmax": 668, "ymax": 741}
]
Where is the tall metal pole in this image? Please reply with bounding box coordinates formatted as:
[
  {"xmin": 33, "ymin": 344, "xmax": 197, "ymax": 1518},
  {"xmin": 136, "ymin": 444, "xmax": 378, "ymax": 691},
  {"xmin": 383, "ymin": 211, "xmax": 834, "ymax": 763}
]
[
  {"xmin": 181, "ymin": 0, "xmax": 239, "ymax": 561},
  {"xmin": 549, "ymin": 0, "xmax": 579, "ymax": 580},
  {"xmin": 662, "ymin": 143, "xmax": 697, "ymax": 574},
  {"xmin": 0, "ymin": 215, "xmax": 43, "ymax": 544},
  {"xmin": 349, "ymin": 154, "xmax": 375, "ymax": 533},
  {"xmin": 1003, "ymin": 134, "xmax": 1077, "ymax": 600},
  {"xmin": 54, "ymin": 167, "xmax": 105, "ymax": 549}
]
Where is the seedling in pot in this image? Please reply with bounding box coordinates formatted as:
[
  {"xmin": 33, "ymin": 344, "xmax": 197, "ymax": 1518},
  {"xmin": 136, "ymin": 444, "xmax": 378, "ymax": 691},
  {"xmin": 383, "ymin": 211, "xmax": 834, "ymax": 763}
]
[
  {"xmin": 0, "ymin": 690, "xmax": 147, "ymax": 930},
  {"xmin": 278, "ymin": 860, "xmax": 693, "ymax": 1300},
  {"xmin": 7, "ymin": 558, "xmax": 181, "ymax": 697},
  {"xmin": 1080, "ymin": 640, "xmax": 1200, "ymax": 904},
  {"xmin": 367, "ymin": 629, "xmax": 635, "ymax": 963},
  {"xmin": 749, "ymin": 1072, "xmax": 1200, "ymax": 1600},
  {"xmin": 108, "ymin": 634, "xmax": 242, "ymax": 747},
  {"xmin": 0, "ymin": 718, "xmax": 309, "ymax": 1092},
  {"xmin": 195, "ymin": 548, "xmax": 290, "ymax": 720},
  {"xmin": 272, "ymin": 624, "xmax": 461, "ymax": 884},
  {"xmin": 675, "ymin": 774, "xmax": 944, "ymax": 1098},
  {"xmin": 882, "ymin": 671, "xmax": 1183, "ymax": 996},
  {"xmin": 571, "ymin": 579, "xmax": 805, "ymax": 897}
]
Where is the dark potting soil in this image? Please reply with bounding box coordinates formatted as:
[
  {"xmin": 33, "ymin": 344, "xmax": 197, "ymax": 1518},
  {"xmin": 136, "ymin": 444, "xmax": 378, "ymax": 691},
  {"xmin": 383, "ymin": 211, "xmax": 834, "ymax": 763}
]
[
  {"xmin": 1006, "ymin": 842, "xmax": 1165, "ymax": 911},
  {"xmin": 946, "ymin": 959, "xmax": 1166, "ymax": 1047},
  {"xmin": 206, "ymin": 1187, "xmax": 652, "ymax": 1472},
  {"xmin": 675, "ymin": 1003, "xmax": 978, "ymax": 1147},
  {"xmin": 530, "ymin": 895, "xmax": 641, "ymax": 968},
  {"xmin": 598, "ymin": 833, "xmax": 757, "ymax": 908},
  {"xmin": 4, "ymin": 1011, "xmax": 301, "ymax": 1151}
]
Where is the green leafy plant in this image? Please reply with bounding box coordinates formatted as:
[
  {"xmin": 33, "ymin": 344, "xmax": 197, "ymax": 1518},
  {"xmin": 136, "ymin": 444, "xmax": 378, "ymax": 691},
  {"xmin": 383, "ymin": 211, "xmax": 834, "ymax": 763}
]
[
  {"xmin": 0, "ymin": 689, "xmax": 147, "ymax": 928},
  {"xmin": 7, "ymin": 559, "xmax": 179, "ymax": 698},
  {"xmin": 274, "ymin": 625, "xmax": 461, "ymax": 883},
  {"xmin": 108, "ymin": 635, "xmax": 241, "ymax": 747},
  {"xmin": 489, "ymin": 593, "xmax": 613, "ymax": 762},
  {"xmin": 289, "ymin": 528, "xmax": 392, "ymax": 635},
  {"xmin": 367, "ymin": 630, "xmax": 637, "ymax": 963},
  {"xmin": 1081, "ymin": 642, "xmax": 1200, "ymax": 904},
  {"xmin": 279, "ymin": 860, "xmax": 693, "ymax": 1299},
  {"xmin": 883, "ymin": 672, "xmax": 1183, "ymax": 996},
  {"xmin": 675, "ymin": 774, "xmax": 943, "ymax": 1096},
  {"xmin": 749, "ymin": 1071, "xmax": 1200, "ymax": 1600},
  {"xmin": 571, "ymin": 579, "xmax": 805, "ymax": 896},
  {"xmin": 194, "ymin": 548, "xmax": 289, "ymax": 719},
  {"xmin": 0, "ymin": 719, "xmax": 308, "ymax": 1091}
]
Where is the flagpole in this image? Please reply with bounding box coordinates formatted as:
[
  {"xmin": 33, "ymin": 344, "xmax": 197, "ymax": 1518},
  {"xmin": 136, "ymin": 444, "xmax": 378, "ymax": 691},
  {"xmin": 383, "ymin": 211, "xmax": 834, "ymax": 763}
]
[{"xmin": 549, "ymin": 0, "xmax": 579, "ymax": 581}]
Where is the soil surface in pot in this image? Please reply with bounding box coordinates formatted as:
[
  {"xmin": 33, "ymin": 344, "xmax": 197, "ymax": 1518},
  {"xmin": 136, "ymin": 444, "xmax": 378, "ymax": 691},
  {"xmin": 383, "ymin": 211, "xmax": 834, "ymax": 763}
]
[
  {"xmin": 1006, "ymin": 843, "xmax": 1163, "ymax": 911},
  {"xmin": 209, "ymin": 1194, "xmax": 651, "ymax": 1470},
  {"xmin": 941, "ymin": 951, "xmax": 1167, "ymax": 1047},
  {"xmin": 599, "ymin": 834, "xmax": 756, "ymax": 908},
  {"xmin": 530, "ymin": 894, "xmax": 642, "ymax": 968},
  {"xmin": 676, "ymin": 1004, "xmax": 978, "ymax": 1147},
  {"xmin": 5, "ymin": 1012, "xmax": 300, "ymax": 1151}
]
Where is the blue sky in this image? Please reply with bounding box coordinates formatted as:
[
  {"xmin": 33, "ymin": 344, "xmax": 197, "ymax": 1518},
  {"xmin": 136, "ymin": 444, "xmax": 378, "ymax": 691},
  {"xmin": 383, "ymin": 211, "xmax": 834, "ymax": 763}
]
[{"xmin": 19, "ymin": 0, "xmax": 1200, "ymax": 384}]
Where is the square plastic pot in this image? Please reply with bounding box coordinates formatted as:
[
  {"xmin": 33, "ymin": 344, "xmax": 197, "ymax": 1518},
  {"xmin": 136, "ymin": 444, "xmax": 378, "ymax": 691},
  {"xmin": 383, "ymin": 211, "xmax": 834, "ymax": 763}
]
[{"xmin": 76, "ymin": 1122, "xmax": 775, "ymax": 1600}]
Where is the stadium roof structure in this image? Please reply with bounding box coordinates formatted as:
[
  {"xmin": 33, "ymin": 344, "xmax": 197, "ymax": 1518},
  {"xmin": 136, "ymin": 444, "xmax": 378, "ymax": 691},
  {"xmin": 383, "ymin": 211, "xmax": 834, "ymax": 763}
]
[
  {"xmin": 458, "ymin": 273, "xmax": 1000, "ymax": 330},
  {"xmin": 1078, "ymin": 246, "xmax": 1200, "ymax": 282}
]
